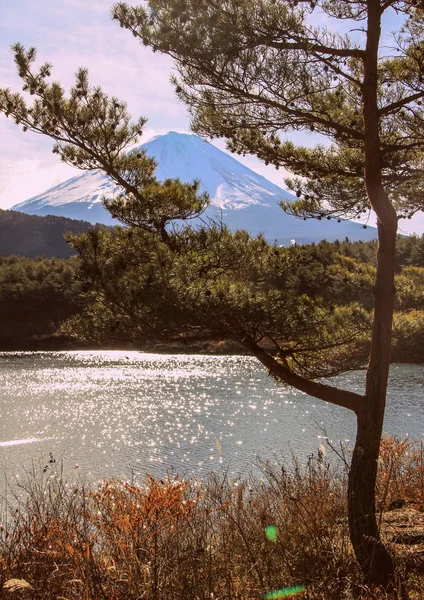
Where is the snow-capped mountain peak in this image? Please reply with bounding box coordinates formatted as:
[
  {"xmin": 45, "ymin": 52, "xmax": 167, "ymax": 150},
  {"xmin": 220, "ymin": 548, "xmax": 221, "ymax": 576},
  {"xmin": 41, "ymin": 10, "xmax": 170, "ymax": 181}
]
[{"xmin": 12, "ymin": 131, "xmax": 377, "ymax": 244}]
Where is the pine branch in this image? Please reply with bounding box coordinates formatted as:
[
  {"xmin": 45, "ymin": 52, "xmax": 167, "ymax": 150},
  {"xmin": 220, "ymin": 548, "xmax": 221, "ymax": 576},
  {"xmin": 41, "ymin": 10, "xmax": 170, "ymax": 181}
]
[
  {"xmin": 379, "ymin": 91, "xmax": 424, "ymax": 117},
  {"xmin": 243, "ymin": 337, "xmax": 365, "ymax": 414}
]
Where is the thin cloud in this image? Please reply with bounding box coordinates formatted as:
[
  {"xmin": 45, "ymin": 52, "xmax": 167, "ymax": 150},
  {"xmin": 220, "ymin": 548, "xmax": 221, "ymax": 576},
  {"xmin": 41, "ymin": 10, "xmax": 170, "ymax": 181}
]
[
  {"xmin": 60, "ymin": 0, "xmax": 106, "ymax": 11},
  {"xmin": 1, "ymin": 0, "xmax": 422, "ymax": 235},
  {"xmin": 0, "ymin": 158, "xmax": 79, "ymax": 209}
]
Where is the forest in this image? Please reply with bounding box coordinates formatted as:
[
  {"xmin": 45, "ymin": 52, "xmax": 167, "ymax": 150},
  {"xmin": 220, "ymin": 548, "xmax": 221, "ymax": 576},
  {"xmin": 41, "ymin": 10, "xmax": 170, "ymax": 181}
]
[{"xmin": 1, "ymin": 232, "xmax": 423, "ymax": 360}]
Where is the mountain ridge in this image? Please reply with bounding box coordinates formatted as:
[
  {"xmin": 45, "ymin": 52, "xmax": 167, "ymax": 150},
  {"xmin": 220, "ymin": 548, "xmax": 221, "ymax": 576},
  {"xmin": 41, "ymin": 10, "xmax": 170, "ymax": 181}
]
[
  {"xmin": 12, "ymin": 131, "xmax": 377, "ymax": 245},
  {"xmin": 0, "ymin": 209, "xmax": 93, "ymax": 258}
]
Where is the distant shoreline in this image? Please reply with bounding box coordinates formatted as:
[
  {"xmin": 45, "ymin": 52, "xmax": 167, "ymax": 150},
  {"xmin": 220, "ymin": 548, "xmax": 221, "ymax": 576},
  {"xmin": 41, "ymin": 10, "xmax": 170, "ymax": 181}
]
[
  {"xmin": 1, "ymin": 335, "xmax": 423, "ymax": 365},
  {"xmin": 0, "ymin": 334, "xmax": 248, "ymax": 355}
]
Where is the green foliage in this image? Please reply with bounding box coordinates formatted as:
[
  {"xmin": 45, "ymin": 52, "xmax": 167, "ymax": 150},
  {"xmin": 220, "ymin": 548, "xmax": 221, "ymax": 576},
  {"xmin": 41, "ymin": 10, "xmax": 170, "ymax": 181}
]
[
  {"xmin": 1, "ymin": 44, "xmax": 147, "ymax": 172},
  {"xmin": 395, "ymin": 265, "xmax": 424, "ymax": 311},
  {"xmin": 66, "ymin": 224, "xmax": 374, "ymax": 377},
  {"xmin": 0, "ymin": 230, "xmax": 421, "ymax": 363},
  {"xmin": 0, "ymin": 45, "xmax": 209, "ymax": 241},
  {"xmin": 397, "ymin": 234, "xmax": 424, "ymax": 268},
  {"xmin": 0, "ymin": 255, "xmax": 85, "ymax": 344},
  {"xmin": 392, "ymin": 310, "xmax": 424, "ymax": 362},
  {"xmin": 62, "ymin": 227, "xmax": 424, "ymax": 369},
  {"xmin": 113, "ymin": 0, "xmax": 424, "ymax": 222},
  {"xmin": 105, "ymin": 177, "xmax": 208, "ymax": 234}
]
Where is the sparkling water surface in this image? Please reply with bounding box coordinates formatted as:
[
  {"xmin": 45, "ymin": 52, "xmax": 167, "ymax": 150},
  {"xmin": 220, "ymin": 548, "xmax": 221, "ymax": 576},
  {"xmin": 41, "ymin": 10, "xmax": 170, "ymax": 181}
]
[{"xmin": 0, "ymin": 351, "xmax": 423, "ymax": 484}]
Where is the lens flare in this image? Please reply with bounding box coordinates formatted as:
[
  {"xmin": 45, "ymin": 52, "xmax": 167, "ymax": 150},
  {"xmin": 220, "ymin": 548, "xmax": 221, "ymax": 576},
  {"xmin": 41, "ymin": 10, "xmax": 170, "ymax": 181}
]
[
  {"xmin": 265, "ymin": 525, "xmax": 278, "ymax": 542},
  {"xmin": 264, "ymin": 586, "xmax": 306, "ymax": 599}
]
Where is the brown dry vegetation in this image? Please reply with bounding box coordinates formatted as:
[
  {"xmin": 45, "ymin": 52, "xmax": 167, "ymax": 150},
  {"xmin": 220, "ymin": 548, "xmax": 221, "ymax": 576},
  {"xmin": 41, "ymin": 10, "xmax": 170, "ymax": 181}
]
[{"xmin": 0, "ymin": 437, "xmax": 423, "ymax": 600}]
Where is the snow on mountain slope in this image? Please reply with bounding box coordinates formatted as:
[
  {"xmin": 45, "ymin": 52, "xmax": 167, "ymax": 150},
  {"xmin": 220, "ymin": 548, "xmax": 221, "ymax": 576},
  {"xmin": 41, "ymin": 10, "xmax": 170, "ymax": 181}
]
[
  {"xmin": 12, "ymin": 131, "xmax": 377, "ymax": 244},
  {"xmin": 12, "ymin": 170, "xmax": 122, "ymax": 226},
  {"xmin": 146, "ymin": 132, "xmax": 290, "ymax": 209}
]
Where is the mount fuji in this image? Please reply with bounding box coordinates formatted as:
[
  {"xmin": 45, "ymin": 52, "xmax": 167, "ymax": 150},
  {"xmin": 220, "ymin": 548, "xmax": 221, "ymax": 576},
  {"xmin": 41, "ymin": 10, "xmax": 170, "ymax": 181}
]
[{"xmin": 12, "ymin": 131, "xmax": 377, "ymax": 245}]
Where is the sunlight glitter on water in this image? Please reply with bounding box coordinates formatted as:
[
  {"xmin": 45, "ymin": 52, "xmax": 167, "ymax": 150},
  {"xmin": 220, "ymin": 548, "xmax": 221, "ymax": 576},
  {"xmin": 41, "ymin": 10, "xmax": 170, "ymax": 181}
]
[
  {"xmin": 0, "ymin": 438, "xmax": 45, "ymax": 447},
  {"xmin": 0, "ymin": 352, "xmax": 423, "ymax": 485}
]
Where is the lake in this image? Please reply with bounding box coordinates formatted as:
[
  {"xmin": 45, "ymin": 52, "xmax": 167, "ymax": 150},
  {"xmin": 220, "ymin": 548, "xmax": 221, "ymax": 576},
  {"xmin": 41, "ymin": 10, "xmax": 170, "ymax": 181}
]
[{"xmin": 0, "ymin": 351, "xmax": 423, "ymax": 485}]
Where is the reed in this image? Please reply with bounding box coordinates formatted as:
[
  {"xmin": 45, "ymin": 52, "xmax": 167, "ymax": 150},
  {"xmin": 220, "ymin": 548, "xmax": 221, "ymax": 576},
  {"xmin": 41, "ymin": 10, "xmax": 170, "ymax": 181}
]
[{"xmin": 0, "ymin": 437, "xmax": 422, "ymax": 599}]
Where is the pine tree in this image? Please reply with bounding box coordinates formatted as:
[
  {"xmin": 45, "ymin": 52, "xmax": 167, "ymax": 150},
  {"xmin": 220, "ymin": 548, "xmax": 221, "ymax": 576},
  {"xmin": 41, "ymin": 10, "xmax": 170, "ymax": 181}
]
[
  {"xmin": 0, "ymin": 44, "xmax": 209, "ymax": 242},
  {"xmin": 110, "ymin": 0, "xmax": 424, "ymax": 592}
]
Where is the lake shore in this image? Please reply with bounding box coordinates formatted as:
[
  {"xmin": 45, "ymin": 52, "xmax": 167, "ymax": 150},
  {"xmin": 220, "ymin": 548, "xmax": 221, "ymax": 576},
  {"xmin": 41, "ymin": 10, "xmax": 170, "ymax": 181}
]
[
  {"xmin": 0, "ymin": 333, "xmax": 248, "ymax": 354},
  {"xmin": 1, "ymin": 333, "xmax": 423, "ymax": 364},
  {"xmin": 1, "ymin": 437, "xmax": 423, "ymax": 600}
]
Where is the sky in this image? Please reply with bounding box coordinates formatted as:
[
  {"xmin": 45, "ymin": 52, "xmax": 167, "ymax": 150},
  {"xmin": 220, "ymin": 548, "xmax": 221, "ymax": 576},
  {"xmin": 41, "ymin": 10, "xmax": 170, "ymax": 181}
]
[{"xmin": 0, "ymin": 0, "xmax": 423, "ymax": 236}]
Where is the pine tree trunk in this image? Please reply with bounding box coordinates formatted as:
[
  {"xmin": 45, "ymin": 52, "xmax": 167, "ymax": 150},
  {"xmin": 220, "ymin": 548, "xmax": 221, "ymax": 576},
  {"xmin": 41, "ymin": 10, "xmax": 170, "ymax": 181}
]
[
  {"xmin": 348, "ymin": 207, "xmax": 401, "ymax": 592},
  {"xmin": 348, "ymin": 409, "xmax": 396, "ymax": 589},
  {"xmin": 348, "ymin": 3, "xmax": 402, "ymax": 589}
]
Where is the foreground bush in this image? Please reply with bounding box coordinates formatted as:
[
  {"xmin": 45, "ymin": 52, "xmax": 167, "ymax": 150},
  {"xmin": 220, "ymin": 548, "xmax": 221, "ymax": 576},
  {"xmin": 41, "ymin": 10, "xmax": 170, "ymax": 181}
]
[{"xmin": 0, "ymin": 437, "xmax": 423, "ymax": 600}]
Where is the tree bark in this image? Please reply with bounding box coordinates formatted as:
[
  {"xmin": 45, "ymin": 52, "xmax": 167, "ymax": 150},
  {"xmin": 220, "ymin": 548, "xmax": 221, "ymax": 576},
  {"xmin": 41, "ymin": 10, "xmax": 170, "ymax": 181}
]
[
  {"xmin": 251, "ymin": 3, "xmax": 402, "ymax": 591},
  {"xmin": 347, "ymin": 200, "xmax": 399, "ymax": 592},
  {"xmin": 348, "ymin": 410, "xmax": 396, "ymax": 589},
  {"xmin": 347, "ymin": 2, "xmax": 400, "ymax": 590},
  {"xmin": 242, "ymin": 338, "xmax": 364, "ymax": 412}
]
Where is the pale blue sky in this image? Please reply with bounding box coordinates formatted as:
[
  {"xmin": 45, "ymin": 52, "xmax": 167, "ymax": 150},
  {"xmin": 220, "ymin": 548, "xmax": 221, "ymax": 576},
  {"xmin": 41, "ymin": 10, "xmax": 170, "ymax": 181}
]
[{"xmin": 0, "ymin": 0, "xmax": 422, "ymax": 235}]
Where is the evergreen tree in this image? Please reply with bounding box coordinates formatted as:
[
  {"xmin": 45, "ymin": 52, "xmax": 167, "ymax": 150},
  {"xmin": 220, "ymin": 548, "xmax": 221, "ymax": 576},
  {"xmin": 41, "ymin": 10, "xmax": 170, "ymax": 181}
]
[
  {"xmin": 108, "ymin": 0, "xmax": 424, "ymax": 592},
  {"xmin": 0, "ymin": 255, "xmax": 84, "ymax": 344},
  {"xmin": 66, "ymin": 223, "xmax": 372, "ymax": 374},
  {"xmin": 0, "ymin": 45, "xmax": 209, "ymax": 242}
]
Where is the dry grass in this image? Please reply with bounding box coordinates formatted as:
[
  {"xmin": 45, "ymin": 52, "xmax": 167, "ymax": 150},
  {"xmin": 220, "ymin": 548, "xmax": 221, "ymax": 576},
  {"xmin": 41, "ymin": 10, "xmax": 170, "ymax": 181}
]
[{"xmin": 0, "ymin": 437, "xmax": 422, "ymax": 599}]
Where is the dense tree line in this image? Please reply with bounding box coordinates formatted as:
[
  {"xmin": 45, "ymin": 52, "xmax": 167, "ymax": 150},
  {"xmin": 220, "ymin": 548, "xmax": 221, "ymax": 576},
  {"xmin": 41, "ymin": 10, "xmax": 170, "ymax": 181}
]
[
  {"xmin": 330, "ymin": 235, "xmax": 424, "ymax": 270},
  {"xmin": 0, "ymin": 255, "xmax": 86, "ymax": 347},
  {"xmin": 1, "ymin": 234, "xmax": 423, "ymax": 355},
  {"xmin": 63, "ymin": 229, "xmax": 424, "ymax": 361}
]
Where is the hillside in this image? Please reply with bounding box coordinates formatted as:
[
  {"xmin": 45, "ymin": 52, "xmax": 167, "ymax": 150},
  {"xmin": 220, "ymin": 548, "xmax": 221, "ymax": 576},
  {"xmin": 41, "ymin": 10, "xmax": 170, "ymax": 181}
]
[{"xmin": 0, "ymin": 210, "xmax": 94, "ymax": 258}]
